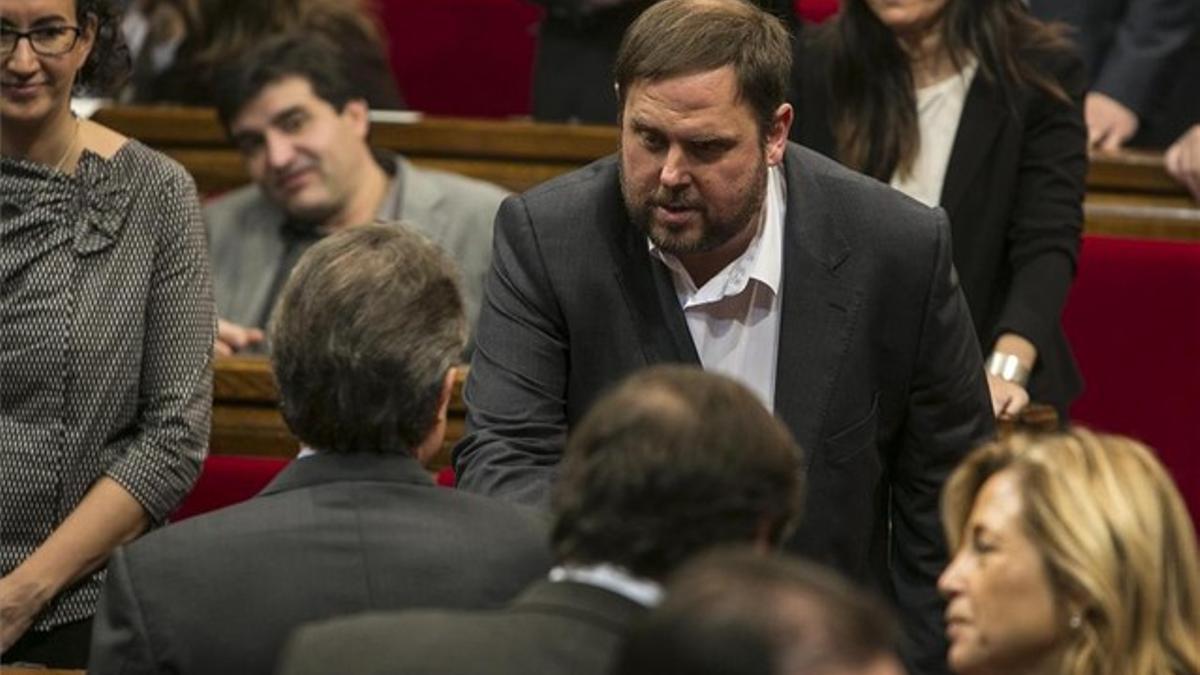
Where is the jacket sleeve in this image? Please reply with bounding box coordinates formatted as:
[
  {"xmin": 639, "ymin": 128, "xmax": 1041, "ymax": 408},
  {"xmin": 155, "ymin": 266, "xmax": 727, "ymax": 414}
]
[
  {"xmin": 894, "ymin": 210, "xmax": 995, "ymax": 675},
  {"xmin": 1091, "ymin": 0, "xmax": 1198, "ymax": 119},
  {"xmin": 991, "ymin": 53, "xmax": 1087, "ymax": 361},
  {"xmin": 87, "ymin": 547, "xmax": 157, "ymax": 674},
  {"xmin": 451, "ymin": 195, "xmax": 569, "ymax": 508},
  {"xmin": 105, "ymin": 167, "xmax": 213, "ymax": 524}
]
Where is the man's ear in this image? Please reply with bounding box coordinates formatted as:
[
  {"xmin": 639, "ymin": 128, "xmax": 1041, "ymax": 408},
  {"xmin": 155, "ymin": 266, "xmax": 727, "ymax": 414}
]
[
  {"xmin": 765, "ymin": 103, "xmax": 794, "ymax": 167},
  {"xmin": 342, "ymin": 98, "xmax": 371, "ymax": 141},
  {"xmin": 413, "ymin": 368, "xmax": 458, "ymax": 468}
]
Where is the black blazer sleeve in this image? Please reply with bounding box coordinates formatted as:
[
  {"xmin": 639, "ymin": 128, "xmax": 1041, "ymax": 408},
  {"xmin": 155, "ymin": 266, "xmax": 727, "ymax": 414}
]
[{"xmin": 991, "ymin": 52, "xmax": 1087, "ymax": 372}]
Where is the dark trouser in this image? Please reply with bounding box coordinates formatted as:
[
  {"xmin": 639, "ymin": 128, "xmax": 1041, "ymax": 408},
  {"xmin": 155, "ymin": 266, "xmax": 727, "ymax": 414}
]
[{"xmin": 1, "ymin": 617, "xmax": 93, "ymax": 668}]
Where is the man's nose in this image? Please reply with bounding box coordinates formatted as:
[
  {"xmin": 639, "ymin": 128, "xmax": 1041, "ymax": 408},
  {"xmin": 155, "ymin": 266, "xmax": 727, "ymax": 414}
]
[
  {"xmin": 264, "ymin": 131, "xmax": 296, "ymax": 170},
  {"xmin": 659, "ymin": 145, "xmax": 691, "ymax": 188}
]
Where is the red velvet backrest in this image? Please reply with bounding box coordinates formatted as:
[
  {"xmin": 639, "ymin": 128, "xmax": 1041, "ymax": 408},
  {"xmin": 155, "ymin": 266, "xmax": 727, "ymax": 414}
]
[{"xmin": 1063, "ymin": 235, "xmax": 1200, "ymax": 523}]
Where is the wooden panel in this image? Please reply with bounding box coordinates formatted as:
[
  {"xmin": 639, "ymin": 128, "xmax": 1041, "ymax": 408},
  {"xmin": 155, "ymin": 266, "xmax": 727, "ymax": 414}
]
[
  {"xmin": 210, "ymin": 356, "xmax": 463, "ymax": 470},
  {"xmin": 94, "ymin": 105, "xmax": 1200, "ymax": 240}
]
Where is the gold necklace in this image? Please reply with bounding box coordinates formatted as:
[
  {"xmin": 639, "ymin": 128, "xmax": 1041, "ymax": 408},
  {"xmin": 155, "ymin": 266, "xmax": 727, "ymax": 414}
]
[{"xmin": 50, "ymin": 118, "xmax": 81, "ymax": 174}]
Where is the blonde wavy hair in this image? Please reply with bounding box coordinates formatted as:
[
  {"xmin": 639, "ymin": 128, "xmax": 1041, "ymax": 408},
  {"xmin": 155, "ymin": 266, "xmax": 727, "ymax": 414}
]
[{"xmin": 942, "ymin": 427, "xmax": 1200, "ymax": 675}]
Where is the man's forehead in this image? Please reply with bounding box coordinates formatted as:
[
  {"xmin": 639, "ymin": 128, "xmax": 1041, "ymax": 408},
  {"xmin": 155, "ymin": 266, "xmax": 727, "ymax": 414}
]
[
  {"xmin": 231, "ymin": 75, "xmax": 324, "ymax": 132},
  {"xmin": 622, "ymin": 68, "xmax": 754, "ymax": 135}
]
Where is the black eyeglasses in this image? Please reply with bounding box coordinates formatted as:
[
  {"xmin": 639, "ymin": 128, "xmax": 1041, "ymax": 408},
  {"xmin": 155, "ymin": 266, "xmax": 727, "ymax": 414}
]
[{"xmin": 0, "ymin": 25, "xmax": 83, "ymax": 57}]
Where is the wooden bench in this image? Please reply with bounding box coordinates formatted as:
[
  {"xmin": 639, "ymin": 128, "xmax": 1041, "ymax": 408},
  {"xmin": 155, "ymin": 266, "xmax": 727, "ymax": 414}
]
[
  {"xmin": 92, "ymin": 105, "xmax": 1200, "ymax": 240},
  {"xmin": 213, "ymin": 356, "xmax": 464, "ymax": 471}
]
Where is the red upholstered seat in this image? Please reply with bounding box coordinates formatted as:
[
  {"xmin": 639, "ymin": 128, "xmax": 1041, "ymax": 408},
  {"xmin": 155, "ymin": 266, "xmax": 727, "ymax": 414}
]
[
  {"xmin": 171, "ymin": 455, "xmax": 290, "ymax": 521},
  {"xmin": 1063, "ymin": 235, "xmax": 1200, "ymax": 523}
]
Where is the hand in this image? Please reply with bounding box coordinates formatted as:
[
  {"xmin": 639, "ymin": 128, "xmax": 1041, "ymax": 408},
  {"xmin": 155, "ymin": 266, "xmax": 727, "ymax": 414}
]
[
  {"xmin": 985, "ymin": 371, "xmax": 1030, "ymax": 419},
  {"xmin": 215, "ymin": 318, "xmax": 265, "ymax": 356},
  {"xmin": 1165, "ymin": 125, "xmax": 1200, "ymax": 202},
  {"xmin": 0, "ymin": 574, "xmax": 49, "ymax": 651},
  {"xmin": 1085, "ymin": 92, "xmax": 1139, "ymax": 150}
]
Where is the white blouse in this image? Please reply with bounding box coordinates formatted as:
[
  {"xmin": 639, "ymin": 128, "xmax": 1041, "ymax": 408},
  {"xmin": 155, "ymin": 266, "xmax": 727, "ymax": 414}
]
[{"xmin": 891, "ymin": 60, "xmax": 979, "ymax": 207}]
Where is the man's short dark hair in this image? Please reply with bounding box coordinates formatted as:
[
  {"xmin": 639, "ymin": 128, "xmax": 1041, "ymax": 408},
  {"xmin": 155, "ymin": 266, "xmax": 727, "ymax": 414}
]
[
  {"xmin": 551, "ymin": 366, "xmax": 803, "ymax": 579},
  {"xmin": 212, "ymin": 31, "xmax": 362, "ymax": 132},
  {"xmin": 616, "ymin": 549, "xmax": 902, "ymax": 675},
  {"xmin": 268, "ymin": 223, "xmax": 466, "ymax": 455},
  {"xmin": 613, "ymin": 0, "xmax": 792, "ymax": 134}
]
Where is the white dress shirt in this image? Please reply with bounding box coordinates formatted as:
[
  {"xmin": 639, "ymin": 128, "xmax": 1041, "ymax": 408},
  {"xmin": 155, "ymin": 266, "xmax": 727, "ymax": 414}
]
[
  {"xmin": 549, "ymin": 563, "xmax": 663, "ymax": 607},
  {"xmin": 891, "ymin": 60, "xmax": 979, "ymax": 207},
  {"xmin": 649, "ymin": 165, "xmax": 786, "ymax": 410}
]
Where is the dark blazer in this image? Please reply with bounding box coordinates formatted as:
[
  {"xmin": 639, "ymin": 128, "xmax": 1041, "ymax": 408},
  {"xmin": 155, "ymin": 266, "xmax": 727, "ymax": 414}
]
[
  {"xmin": 791, "ymin": 38, "xmax": 1088, "ymax": 415},
  {"xmin": 453, "ymin": 143, "xmax": 994, "ymax": 674},
  {"xmin": 278, "ymin": 579, "xmax": 646, "ymax": 675},
  {"xmin": 87, "ymin": 453, "xmax": 552, "ymax": 675},
  {"xmin": 1029, "ymin": 0, "xmax": 1198, "ymax": 146}
]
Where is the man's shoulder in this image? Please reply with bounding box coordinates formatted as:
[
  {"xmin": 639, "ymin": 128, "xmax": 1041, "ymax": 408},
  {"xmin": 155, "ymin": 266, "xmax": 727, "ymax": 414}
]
[
  {"xmin": 406, "ymin": 162, "xmax": 510, "ymax": 200},
  {"xmin": 203, "ymin": 183, "xmax": 280, "ymax": 235},
  {"xmin": 521, "ymin": 155, "xmax": 620, "ymax": 206},
  {"xmin": 787, "ymin": 143, "xmax": 947, "ymax": 243}
]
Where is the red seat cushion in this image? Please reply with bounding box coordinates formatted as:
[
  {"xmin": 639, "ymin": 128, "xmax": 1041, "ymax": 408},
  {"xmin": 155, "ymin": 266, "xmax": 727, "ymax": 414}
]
[{"xmin": 1063, "ymin": 235, "xmax": 1200, "ymax": 523}]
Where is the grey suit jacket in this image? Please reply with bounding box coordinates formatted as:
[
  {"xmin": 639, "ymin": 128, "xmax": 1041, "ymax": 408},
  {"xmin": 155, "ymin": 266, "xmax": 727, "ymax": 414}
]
[
  {"xmin": 278, "ymin": 579, "xmax": 646, "ymax": 675},
  {"xmin": 452, "ymin": 144, "xmax": 994, "ymax": 675},
  {"xmin": 205, "ymin": 155, "xmax": 506, "ymax": 340},
  {"xmin": 87, "ymin": 453, "xmax": 552, "ymax": 675}
]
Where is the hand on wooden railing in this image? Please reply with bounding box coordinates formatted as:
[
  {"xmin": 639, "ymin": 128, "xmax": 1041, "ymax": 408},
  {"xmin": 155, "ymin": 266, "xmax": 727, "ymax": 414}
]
[{"xmin": 1166, "ymin": 125, "xmax": 1200, "ymax": 202}]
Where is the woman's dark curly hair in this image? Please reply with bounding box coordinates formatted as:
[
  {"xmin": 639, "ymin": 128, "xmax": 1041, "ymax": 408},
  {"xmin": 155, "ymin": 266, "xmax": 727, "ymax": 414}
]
[{"xmin": 75, "ymin": 0, "xmax": 131, "ymax": 95}]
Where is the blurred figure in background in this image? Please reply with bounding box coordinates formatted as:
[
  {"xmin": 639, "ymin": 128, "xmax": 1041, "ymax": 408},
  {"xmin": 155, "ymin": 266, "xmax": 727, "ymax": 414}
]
[
  {"xmin": 939, "ymin": 428, "xmax": 1200, "ymax": 675},
  {"xmin": 791, "ymin": 0, "xmax": 1086, "ymax": 419},
  {"xmin": 1028, "ymin": 0, "xmax": 1199, "ymax": 150},
  {"xmin": 120, "ymin": 0, "xmax": 403, "ymax": 108}
]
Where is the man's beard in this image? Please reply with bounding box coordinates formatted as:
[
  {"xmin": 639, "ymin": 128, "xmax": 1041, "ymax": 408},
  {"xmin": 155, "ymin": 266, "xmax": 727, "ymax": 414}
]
[{"xmin": 620, "ymin": 160, "xmax": 768, "ymax": 256}]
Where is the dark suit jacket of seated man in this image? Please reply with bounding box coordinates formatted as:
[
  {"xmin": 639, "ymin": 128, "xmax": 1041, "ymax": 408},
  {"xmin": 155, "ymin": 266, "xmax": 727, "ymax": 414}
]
[
  {"xmin": 451, "ymin": 2, "xmax": 995, "ymax": 673},
  {"xmin": 87, "ymin": 225, "xmax": 552, "ymax": 675},
  {"xmin": 277, "ymin": 366, "xmax": 806, "ymax": 675}
]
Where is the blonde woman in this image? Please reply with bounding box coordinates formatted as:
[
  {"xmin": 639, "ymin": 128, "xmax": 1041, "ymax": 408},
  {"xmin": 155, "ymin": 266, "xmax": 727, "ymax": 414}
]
[{"xmin": 939, "ymin": 428, "xmax": 1200, "ymax": 675}]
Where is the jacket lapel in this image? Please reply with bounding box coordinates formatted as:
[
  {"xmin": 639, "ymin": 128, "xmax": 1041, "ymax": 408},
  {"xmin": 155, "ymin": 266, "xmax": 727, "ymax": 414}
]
[
  {"xmin": 773, "ymin": 146, "xmax": 859, "ymax": 465},
  {"xmin": 940, "ymin": 73, "xmax": 1007, "ymax": 220},
  {"xmin": 599, "ymin": 159, "xmax": 700, "ymax": 366}
]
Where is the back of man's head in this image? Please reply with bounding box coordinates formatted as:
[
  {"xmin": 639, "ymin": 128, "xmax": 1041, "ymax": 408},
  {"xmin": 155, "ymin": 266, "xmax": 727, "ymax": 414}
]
[
  {"xmin": 269, "ymin": 222, "xmax": 466, "ymax": 455},
  {"xmin": 550, "ymin": 366, "xmax": 803, "ymax": 580},
  {"xmin": 212, "ymin": 31, "xmax": 362, "ymax": 132},
  {"xmin": 616, "ymin": 550, "xmax": 905, "ymax": 675}
]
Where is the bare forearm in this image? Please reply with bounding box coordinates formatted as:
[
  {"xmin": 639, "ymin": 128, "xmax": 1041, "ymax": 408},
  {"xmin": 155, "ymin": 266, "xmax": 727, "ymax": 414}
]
[{"xmin": 7, "ymin": 477, "xmax": 148, "ymax": 604}]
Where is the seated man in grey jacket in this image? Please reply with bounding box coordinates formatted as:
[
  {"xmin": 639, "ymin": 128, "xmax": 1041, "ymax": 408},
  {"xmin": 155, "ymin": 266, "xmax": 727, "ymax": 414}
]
[
  {"xmin": 87, "ymin": 224, "xmax": 551, "ymax": 675},
  {"xmin": 276, "ymin": 365, "xmax": 804, "ymax": 675},
  {"xmin": 205, "ymin": 32, "xmax": 506, "ymax": 355}
]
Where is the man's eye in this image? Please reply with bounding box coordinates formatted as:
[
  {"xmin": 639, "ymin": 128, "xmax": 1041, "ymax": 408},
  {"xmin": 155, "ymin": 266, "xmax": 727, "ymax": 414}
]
[
  {"xmin": 278, "ymin": 115, "xmax": 307, "ymax": 133},
  {"xmin": 640, "ymin": 132, "xmax": 666, "ymax": 151},
  {"xmin": 36, "ymin": 26, "xmax": 70, "ymax": 38},
  {"xmin": 236, "ymin": 137, "xmax": 264, "ymax": 155}
]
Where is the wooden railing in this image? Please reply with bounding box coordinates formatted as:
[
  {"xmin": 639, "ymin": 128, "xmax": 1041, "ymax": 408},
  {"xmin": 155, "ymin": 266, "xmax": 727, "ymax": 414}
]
[
  {"xmin": 92, "ymin": 104, "xmax": 1200, "ymax": 240},
  {"xmin": 213, "ymin": 356, "xmax": 464, "ymax": 470}
]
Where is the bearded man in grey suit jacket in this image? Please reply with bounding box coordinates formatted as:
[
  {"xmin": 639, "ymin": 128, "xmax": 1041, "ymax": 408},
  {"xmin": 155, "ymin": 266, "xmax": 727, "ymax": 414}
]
[
  {"xmin": 278, "ymin": 366, "xmax": 804, "ymax": 675},
  {"xmin": 87, "ymin": 224, "xmax": 551, "ymax": 675},
  {"xmin": 204, "ymin": 33, "xmax": 506, "ymax": 356},
  {"xmin": 452, "ymin": 2, "xmax": 995, "ymax": 674}
]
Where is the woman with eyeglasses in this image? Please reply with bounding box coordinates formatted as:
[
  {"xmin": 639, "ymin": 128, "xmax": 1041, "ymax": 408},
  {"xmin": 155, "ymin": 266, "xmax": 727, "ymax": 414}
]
[{"xmin": 0, "ymin": 0, "xmax": 213, "ymax": 666}]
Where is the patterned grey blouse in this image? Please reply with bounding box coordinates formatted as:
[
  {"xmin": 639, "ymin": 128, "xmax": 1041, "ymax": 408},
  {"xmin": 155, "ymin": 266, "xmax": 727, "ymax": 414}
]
[{"xmin": 0, "ymin": 141, "xmax": 214, "ymax": 630}]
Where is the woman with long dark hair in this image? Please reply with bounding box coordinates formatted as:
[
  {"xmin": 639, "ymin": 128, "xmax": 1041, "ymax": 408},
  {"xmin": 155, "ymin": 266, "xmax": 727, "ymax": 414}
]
[
  {"xmin": 791, "ymin": 0, "xmax": 1086, "ymax": 418},
  {"xmin": 0, "ymin": 0, "xmax": 212, "ymax": 664}
]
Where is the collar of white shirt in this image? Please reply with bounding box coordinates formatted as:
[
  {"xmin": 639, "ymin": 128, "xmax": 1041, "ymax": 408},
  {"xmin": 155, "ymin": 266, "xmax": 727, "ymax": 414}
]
[
  {"xmin": 648, "ymin": 164, "xmax": 786, "ymax": 306},
  {"xmin": 548, "ymin": 563, "xmax": 663, "ymax": 607}
]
